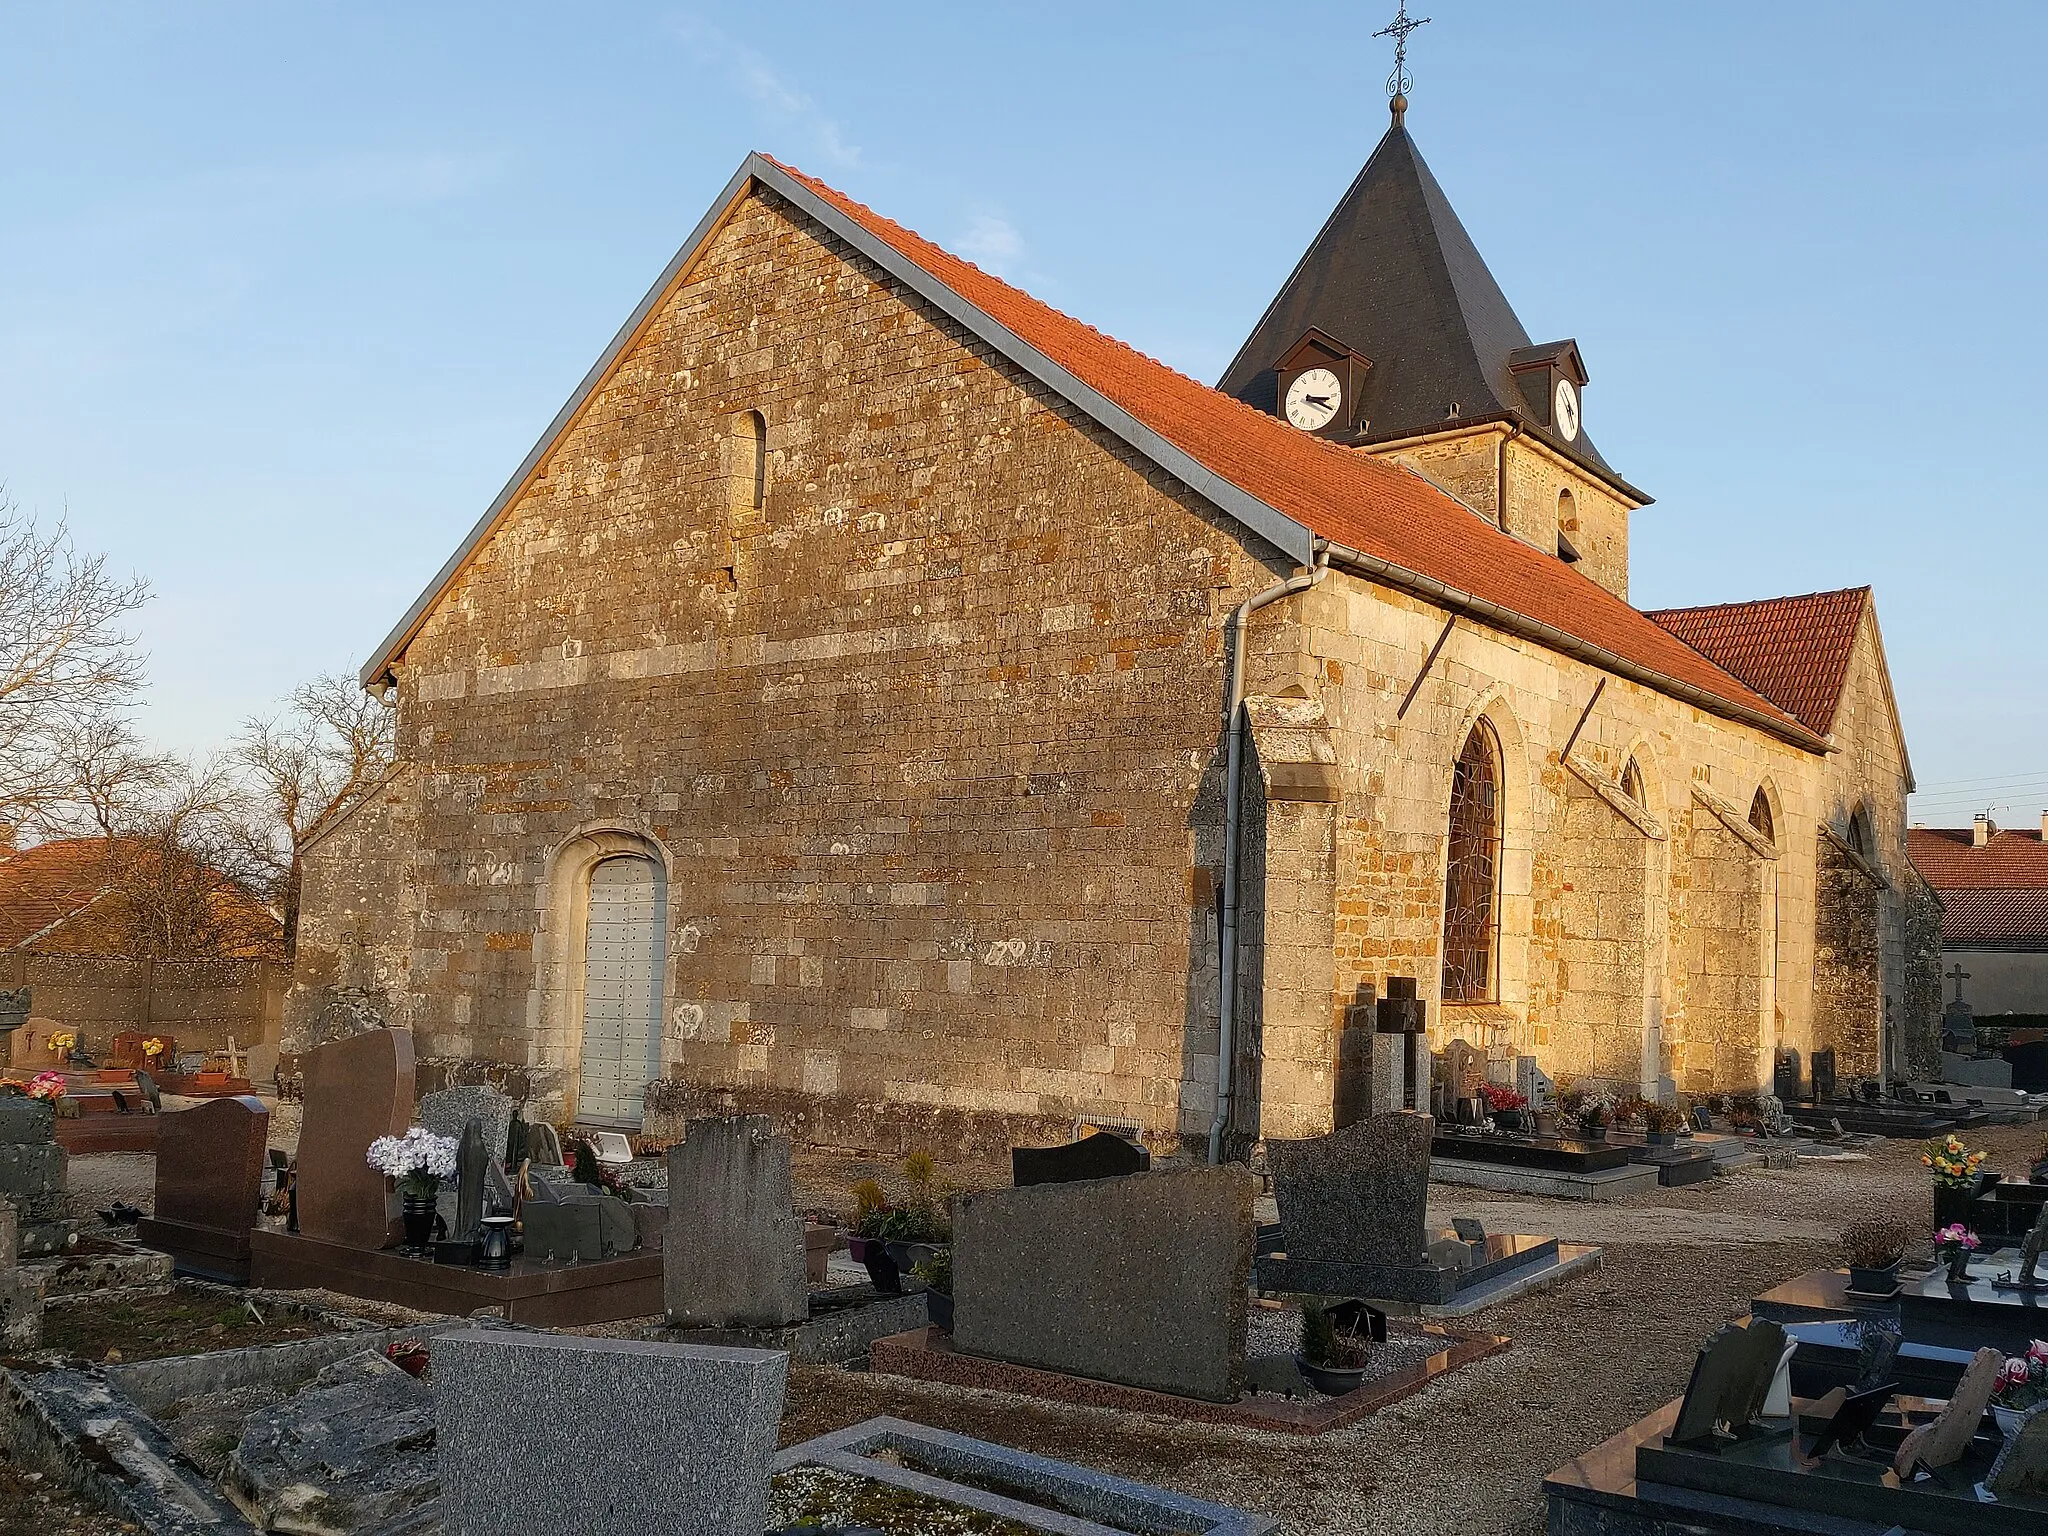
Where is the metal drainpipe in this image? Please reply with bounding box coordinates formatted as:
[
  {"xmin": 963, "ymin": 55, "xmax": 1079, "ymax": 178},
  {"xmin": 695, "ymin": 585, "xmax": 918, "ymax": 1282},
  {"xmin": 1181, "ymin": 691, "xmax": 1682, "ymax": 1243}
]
[{"xmin": 1208, "ymin": 552, "xmax": 1332, "ymax": 1164}]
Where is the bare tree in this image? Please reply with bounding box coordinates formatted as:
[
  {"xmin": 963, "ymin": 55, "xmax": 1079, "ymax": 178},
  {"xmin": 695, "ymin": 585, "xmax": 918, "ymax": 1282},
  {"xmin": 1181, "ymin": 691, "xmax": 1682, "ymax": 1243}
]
[
  {"xmin": 59, "ymin": 715, "xmax": 176, "ymax": 837},
  {"xmin": 100, "ymin": 757, "xmax": 281, "ymax": 960},
  {"xmin": 0, "ymin": 498, "xmax": 151, "ymax": 837},
  {"xmin": 235, "ymin": 672, "xmax": 395, "ymax": 950}
]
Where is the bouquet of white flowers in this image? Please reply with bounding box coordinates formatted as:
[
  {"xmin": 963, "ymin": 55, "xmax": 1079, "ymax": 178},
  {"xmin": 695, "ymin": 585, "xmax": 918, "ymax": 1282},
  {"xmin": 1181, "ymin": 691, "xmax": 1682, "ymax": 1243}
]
[{"xmin": 367, "ymin": 1127, "xmax": 459, "ymax": 1197}]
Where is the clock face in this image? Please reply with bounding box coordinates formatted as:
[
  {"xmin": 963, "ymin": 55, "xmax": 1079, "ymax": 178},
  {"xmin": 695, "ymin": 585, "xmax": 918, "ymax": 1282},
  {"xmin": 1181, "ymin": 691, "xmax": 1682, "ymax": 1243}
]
[
  {"xmin": 1285, "ymin": 367, "xmax": 1343, "ymax": 432},
  {"xmin": 1553, "ymin": 378, "xmax": 1581, "ymax": 442}
]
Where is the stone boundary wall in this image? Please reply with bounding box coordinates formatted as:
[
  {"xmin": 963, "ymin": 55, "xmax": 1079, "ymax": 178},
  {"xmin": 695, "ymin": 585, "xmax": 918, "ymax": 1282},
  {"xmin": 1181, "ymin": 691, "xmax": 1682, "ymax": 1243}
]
[{"xmin": 3, "ymin": 952, "xmax": 285, "ymax": 1073}]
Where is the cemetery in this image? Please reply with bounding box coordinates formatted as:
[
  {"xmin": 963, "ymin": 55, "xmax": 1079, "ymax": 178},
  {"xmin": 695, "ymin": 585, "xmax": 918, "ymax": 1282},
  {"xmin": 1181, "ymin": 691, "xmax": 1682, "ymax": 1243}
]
[{"xmin": 2, "ymin": 1008, "xmax": 2047, "ymax": 1534}]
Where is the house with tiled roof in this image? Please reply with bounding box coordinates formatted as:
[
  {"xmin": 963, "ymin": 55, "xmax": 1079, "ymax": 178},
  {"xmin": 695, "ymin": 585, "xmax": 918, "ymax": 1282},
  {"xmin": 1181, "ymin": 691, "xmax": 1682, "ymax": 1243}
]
[
  {"xmin": 1909, "ymin": 816, "xmax": 2048, "ymax": 1020},
  {"xmin": 291, "ymin": 96, "xmax": 1938, "ymax": 1149}
]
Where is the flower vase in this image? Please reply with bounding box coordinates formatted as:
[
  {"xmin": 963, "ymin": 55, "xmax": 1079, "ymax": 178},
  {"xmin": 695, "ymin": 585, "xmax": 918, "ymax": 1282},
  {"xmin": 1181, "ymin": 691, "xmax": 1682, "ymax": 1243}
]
[
  {"xmin": 400, "ymin": 1191, "xmax": 438, "ymax": 1256},
  {"xmin": 1944, "ymin": 1248, "xmax": 1973, "ymax": 1286}
]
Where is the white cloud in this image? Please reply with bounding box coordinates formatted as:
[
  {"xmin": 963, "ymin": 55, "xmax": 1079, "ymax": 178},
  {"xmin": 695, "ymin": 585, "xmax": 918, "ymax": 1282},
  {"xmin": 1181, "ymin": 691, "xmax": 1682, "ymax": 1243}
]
[
  {"xmin": 672, "ymin": 17, "xmax": 861, "ymax": 168},
  {"xmin": 955, "ymin": 213, "xmax": 1024, "ymax": 278}
]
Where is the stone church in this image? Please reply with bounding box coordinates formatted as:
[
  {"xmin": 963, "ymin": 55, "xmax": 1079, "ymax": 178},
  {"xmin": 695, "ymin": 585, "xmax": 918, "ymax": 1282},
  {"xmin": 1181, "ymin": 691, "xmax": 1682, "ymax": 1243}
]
[{"xmin": 289, "ymin": 100, "xmax": 1940, "ymax": 1154}]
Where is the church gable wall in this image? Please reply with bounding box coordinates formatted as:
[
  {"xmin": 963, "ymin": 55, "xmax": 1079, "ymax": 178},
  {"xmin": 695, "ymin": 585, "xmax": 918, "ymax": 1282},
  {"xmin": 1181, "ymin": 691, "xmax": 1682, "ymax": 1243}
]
[{"xmin": 312, "ymin": 186, "xmax": 1295, "ymax": 1152}]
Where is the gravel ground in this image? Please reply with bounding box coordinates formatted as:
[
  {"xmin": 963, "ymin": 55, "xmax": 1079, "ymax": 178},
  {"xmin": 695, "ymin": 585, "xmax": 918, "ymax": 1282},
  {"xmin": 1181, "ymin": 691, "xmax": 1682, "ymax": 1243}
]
[{"xmin": 28, "ymin": 1121, "xmax": 2041, "ymax": 1536}]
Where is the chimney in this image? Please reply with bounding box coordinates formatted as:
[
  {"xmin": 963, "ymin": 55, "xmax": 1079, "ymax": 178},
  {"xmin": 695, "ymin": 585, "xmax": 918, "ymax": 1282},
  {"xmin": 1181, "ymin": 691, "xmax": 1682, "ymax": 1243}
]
[
  {"xmin": 2040, "ymin": 810, "xmax": 2047, "ymax": 841},
  {"xmin": 1974, "ymin": 812, "xmax": 1995, "ymax": 848}
]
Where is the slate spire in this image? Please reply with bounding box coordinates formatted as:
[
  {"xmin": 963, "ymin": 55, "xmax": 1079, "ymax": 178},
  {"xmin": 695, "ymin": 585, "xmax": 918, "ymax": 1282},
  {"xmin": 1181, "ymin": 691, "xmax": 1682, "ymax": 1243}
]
[{"xmin": 1218, "ymin": 108, "xmax": 1637, "ymax": 497}]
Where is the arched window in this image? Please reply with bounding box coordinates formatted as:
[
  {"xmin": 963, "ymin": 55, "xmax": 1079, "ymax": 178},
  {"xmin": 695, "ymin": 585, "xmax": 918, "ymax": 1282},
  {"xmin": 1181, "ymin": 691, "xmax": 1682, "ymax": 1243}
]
[
  {"xmin": 1621, "ymin": 757, "xmax": 1644, "ymax": 804},
  {"xmin": 1847, "ymin": 804, "xmax": 1874, "ymax": 858},
  {"xmin": 730, "ymin": 410, "xmax": 766, "ymax": 517},
  {"xmin": 1748, "ymin": 787, "xmax": 1775, "ymax": 844},
  {"xmin": 1557, "ymin": 488, "xmax": 1578, "ymax": 533},
  {"xmin": 1442, "ymin": 721, "xmax": 1502, "ymax": 1003}
]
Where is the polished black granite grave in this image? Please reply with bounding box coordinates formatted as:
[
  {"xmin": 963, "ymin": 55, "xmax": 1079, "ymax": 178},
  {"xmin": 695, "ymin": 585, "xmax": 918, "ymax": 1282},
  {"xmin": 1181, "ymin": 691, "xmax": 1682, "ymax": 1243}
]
[
  {"xmin": 1547, "ymin": 1396, "xmax": 2043, "ymax": 1536},
  {"xmin": 1899, "ymin": 1249, "xmax": 2048, "ymax": 1354},
  {"xmin": 1752, "ymin": 1267, "xmax": 1905, "ymax": 1329},
  {"xmin": 1625, "ymin": 1142, "xmax": 1719, "ymax": 1187},
  {"xmin": 1257, "ymin": 1230, "xmax": 1556, "ymax": 1304},
  {"xmin": 1781, "ymin": 1319, "xmax": 1975, "ymax": 1401},
  {"xmin": 1430, "ymin": 1127, "xmax": 1631, "ymax": 1173},
  {"xmin": 1786, "ymin": 1101, "xmax": 1985, "ymax": 1139}
]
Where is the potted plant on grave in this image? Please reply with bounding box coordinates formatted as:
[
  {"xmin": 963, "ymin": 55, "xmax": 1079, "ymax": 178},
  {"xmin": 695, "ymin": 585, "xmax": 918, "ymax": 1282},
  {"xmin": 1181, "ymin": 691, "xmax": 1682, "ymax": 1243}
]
[
  {"xmin": 913, "ymin": 1248, "xmax": 954, "ymax": 1332},
  {"xmin": 1479, "ymin": 1083, "xmax": 1528, "ymax": 1132},
  {"xmin": 1295, "ymin": 1299, "xmax": 1371, "ymax": 1397},
  {"xmin": 46, "ymin": 1030, "xmax": 77, "ymax": 1062},
  {"xmin": 367, "ymin": 1127, "xmax": 459, "ymax": 1256},
  {"xmin": 1839, "ymin": 1217, "xmax": 1915, "ymax": 1297},
  {"xmin": 22, "ymin": 1071, "xmax": 68, "ymax": 1107},
  {"xmin": 1641, "ymin": 1102, "xmax": 1684, "ymax": 1147},
  {"xmin": 1992, "ymin": 1342, "xmax": 2048, "ymax": 1439},
  {"xmin": 1934, "ymin": 1223, "xmax": 1980, "ymax": 1286},
  {"xmin": 845, "ymin": 1153, "xmax": 951, "ymax": 1294},
  {"xmin": 1923, "ymin": 1135, "xmax": 1989, "ymax": 1230},
  {"xmin": 565, "ymin": 1136, "xmax": 632, "ymax": 1199}
]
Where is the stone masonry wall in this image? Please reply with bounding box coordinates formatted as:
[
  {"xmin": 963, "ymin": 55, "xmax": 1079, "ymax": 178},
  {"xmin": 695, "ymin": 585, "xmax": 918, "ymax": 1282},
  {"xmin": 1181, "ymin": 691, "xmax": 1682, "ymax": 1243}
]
[{"xmin": 292, "ymin": 186, "xmax": 1295, "ymax": 1155}]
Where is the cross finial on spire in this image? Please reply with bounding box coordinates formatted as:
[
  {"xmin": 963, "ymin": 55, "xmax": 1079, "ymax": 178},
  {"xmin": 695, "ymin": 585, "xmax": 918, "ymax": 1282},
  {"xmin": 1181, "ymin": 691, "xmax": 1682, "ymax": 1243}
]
[{"xmin": 1374, "ymin": 3, "xmax": 1431, "ymax": 121}]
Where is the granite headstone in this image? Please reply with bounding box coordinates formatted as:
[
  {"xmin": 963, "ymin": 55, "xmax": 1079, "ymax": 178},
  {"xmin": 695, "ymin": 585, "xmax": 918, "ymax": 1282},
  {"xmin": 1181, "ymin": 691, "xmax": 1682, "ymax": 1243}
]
[
  {"xmin": 664, "ymin": 1116, "xmax": 806, "ymax": 1328},
  {"xmin": 1514, "ymin": 1055, "xmax": 1555, "ymax": 1113},
  {"xmin": 0, "ymin": 1094, "xmax": 73, "ymax": 1257},
  {"xmin": 1809, "ymin": 1047, "xmax": 1837, "ymax": 1104},
  {"xmin": 1267, "ymin": 1112, "xmax": 1432, "ymax": 1268},
  {"xmin": 525, "ymin": 1120, "xmax": 564, "ymax": 1167},
  {"xmin": 432, "ymin": 1328, "xmax": 787, "ymax": 1536},
  {"xmin": 137, "ymin": 1094, "xmax": 269, "ymax": 1280},
  {"xmin": 1443, "ymin": 1040, "xmax": 1484, "ymax": 1101},
  {"xmin": 296, "ymin": 1027, "xmax": 414, "ymax": 1250},
  {"xmin": 951, "ymin": 1166, "xmax": 1255, "ymax": 1403},
  {"xmin": 0, "ymin": 1199, "xmax": 42, "ymax": 1350},
  {"xmin": 418, "ymin": 1086, "xmax": 515, "ymax": 1169},
  {"xmin": 1011, "ymin": 1131, "xmax": 1150, "ymax": 1186}
]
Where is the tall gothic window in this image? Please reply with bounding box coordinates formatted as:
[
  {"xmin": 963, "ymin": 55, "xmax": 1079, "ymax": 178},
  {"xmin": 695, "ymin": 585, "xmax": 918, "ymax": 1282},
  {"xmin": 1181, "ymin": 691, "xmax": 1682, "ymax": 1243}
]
[
  {"xmin": 1848, "ymin": 804, "xmax": 1874, "ymax": 857},
  {"xmin": 1621, "ymin": 757, "xmax": 1644, "ymax": 804},
  {"xmin": 1748, "ymin": 787, "xmax": 1775, "ymax": 844},
  {"xmin": 1442, "ymin": 721, "xmax": 1502, "ymax": 1003}
]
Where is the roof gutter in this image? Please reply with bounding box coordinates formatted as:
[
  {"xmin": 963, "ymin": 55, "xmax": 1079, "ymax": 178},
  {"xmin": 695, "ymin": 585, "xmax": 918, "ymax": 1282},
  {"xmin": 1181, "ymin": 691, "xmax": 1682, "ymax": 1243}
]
[{"xmin": 1313, "ymin": 538, "xmax": 1832, "ymax": 756}]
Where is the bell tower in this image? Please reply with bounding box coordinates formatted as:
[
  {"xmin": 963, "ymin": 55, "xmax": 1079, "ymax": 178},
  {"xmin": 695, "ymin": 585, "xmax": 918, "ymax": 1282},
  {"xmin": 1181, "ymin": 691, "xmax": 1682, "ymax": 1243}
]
[{"xmin": 1217, "ymin": 11, "xmax": 1650, "ymax": 599}]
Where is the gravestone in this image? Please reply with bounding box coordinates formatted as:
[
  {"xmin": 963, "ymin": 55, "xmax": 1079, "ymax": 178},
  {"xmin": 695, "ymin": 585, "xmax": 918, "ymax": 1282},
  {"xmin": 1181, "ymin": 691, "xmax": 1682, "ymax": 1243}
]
[
  {"xmin": 1988, "ymin": 1404, "xmax": 2048, "ymax": 1498},
  {"xmin": 504, "ymin": 1107, "xmax": 528, "ymax": 1168},
  {"xmin": 1443, "ymin": 1039, "xmax": 1484, "ymax": 1102},
  {"xmin": 453, "ymin": 1118, "xmax": 487, "ymax": 1243},
  {"xmin": 418, "ymin": 1085, "xmax": 515, "ymax": 1169},
  {"xmin": 433, "ymin": 1328, "xmax": 787, "ymax": 1536},
  {"xmin": 1809, "ymin": 1047, "xmax": 1837, "ymax": 1103},
  {"xmin": 0, "ymin": 1095, "xmax": 73, "ymax": 1257},
  {"xmin": 0, "ymin": 1199, "xmax": 44, "ymax": 1350},
  {"xmin": 225, "ymin": 1349, "xmax": 438, "ymax": 1534},
  {"xmin": 1514, "ymin": 1055, "xmax": 1555, "ymax": 1114},
  {"xmin": 1690, "ymin": 1105, "xmax": 1714, "ymax": 1133},
  {"xmin": 1012, "ymin": 1131, "xmax": 1150, "ymax": 1186},
  {"xmin": 1892, "ymin": 1346, "xmax": 2001, "ymax": 1478},
  {"xmin": 664, "ymin": 1116, "xmax": 806, "ymax": 1328},
  {"xmin": 296, "ymin": 1027, "xmax": 414, "ymax": 1250},
  {"xmin": 1668, "ymin": 1320, "xmax": 1789, "ymax": 1447},
  {"xmin": 1268, "ymin": 1112, "xmax": 1431, "ymax": 1268},
  {"xmin": 0, "ymin": 987, "xmax": 28, "ymax": 1035},
  {"xmin": 1772, "ymin": 1048, "xmax": 1801, "ymax": 1104},
  {"xmin": 952, "ymin": 1166, "xmax": 1254, "ymax": 1403},
  {"xmin": 137, "ymin": 1094, "xmax": 269, "ymax": 1282},
  {"xmin": 524, "ymin": 1175, "xmax": 635, "ymax": 1261},
  {"xmin": 1941, "ymin": 996, "xmax": 1975, "ymax": 1054},
  {"xmin": 525, "ymin": 1120, "xmax": 565, "ymax": 1167}
]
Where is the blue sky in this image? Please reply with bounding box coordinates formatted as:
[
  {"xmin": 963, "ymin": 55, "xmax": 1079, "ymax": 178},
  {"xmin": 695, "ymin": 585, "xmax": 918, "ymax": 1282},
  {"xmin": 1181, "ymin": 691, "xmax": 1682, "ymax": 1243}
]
[{"xmin": 2, "ymin": 3, "xmax": 2043, "ymax": 826}]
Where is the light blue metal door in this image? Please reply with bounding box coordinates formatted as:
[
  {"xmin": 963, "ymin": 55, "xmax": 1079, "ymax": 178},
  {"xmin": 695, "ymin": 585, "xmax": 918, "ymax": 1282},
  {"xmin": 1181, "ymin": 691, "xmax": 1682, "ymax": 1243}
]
[{"xmin": 578, "ymin": 855, "xmax": 665, "ymax": 1126}]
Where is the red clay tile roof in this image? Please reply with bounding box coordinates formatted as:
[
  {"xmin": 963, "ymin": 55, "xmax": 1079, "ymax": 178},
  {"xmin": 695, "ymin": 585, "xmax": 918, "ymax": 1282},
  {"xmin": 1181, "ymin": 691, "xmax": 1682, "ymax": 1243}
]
[
  {"xmin": 1643, "ymin": 588, "xmax": 1869, "ymax": 737},
  {"xmin": 1936, "ymin": 887, "xmax": 2048, "ymax": 945},
  {"xmin": 0, "ymin": 837, "xmax": 281, "ymax": 957},
  {"xmin": 0, "ymin": 838, "xmax": 124, "ymax": 951},
  {"xmin": 1909, "ymin": 826, "xmax": 2048, "ymax": 890},
  {"xmin": 763, "ymin": 158, "xmax": 1813, "ymax": 744}
]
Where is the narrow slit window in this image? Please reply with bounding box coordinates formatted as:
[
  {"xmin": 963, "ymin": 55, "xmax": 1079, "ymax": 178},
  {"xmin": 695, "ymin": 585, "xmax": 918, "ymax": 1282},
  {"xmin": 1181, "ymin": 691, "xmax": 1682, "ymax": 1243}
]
[
  {"xmin": 731, "ymin": 410, "xmax": 766, "ymax": 517},
  {"xmin": 1748, "ymin": 787, "xmax": 1774, "ymax": 844}
]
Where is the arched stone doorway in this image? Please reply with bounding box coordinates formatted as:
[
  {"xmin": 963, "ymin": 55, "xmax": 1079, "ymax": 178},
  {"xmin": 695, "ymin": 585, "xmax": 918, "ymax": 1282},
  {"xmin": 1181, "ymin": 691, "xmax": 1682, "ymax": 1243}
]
[{"xmin": 534, "ymin": 826, "xmax": 671, "ymax": 1129}]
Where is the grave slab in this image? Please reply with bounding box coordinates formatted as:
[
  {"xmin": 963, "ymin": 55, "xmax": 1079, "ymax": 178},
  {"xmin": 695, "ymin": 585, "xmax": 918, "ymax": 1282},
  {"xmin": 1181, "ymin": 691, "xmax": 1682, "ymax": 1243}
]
[
  {"xmin": 137, "ymin": 1094, "xmax": 269, "ymax": 1282},
  {"xmin": 296, "ymin": 1027, "xmax": 414, "ymax": 1250},
  {"xmin": 952, "ymin": 1165, "xmax": 1254, "ymax": 1403},
  {"xmin": 665, "ymin": 1115, "xmax": 807, "ymax": 1328},
  {"xmin": 433, "ymin": 1327, "xmax": 786, "ymax": 1536},
  {"xmin": 1427, "ymin": 1155, "xmax": 1662, "ymax": 1201}
]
